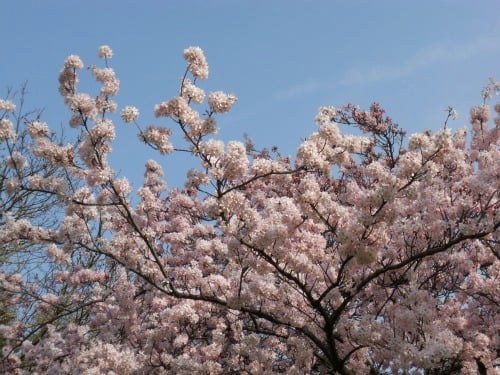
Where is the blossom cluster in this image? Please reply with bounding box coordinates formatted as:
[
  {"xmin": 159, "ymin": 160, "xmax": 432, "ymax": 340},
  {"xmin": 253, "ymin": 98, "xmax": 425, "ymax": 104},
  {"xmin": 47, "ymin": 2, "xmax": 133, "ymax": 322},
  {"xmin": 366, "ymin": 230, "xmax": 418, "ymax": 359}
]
[
  {"xmin": 183, "ymin": 46, "xmax": 209, "ymax": 80},
  {"xmin": 180, "ymin": 78, "xmax": 205, "ymax": 104},
  {"xmin": 120, "ymin": 105, "xmax": 140, "ymax": 123},
  {"xmin": 208, "ymin": 91, "xmax": 238, "ymax": 113},
  {"xmin": 0, "ymin": 99, "xmax": 16, "ymax": 112},
  {"xmin": 98, "ymin": 45, "xmax": 113, "ymax": 59},
  {"xmin": 139, "ymin": 125, "xmax": 173, "ymax": 154},
  {"xmin": 0, "ymin": 118, "xmax": 16, "ymax": 141}
]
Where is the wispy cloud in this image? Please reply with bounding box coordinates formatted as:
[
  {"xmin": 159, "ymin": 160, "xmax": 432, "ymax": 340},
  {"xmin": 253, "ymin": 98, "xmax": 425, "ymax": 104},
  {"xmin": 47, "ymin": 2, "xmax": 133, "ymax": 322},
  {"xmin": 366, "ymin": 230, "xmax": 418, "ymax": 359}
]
[
  {"xmin": 342, "ymin": 36, "xmax": 500, "ymax": 85},
  {"xmin": 272, "ymin": 80, "xmax": 329, "ymax": 101},
  {"xmin": 271, "ymin": 35, "xmax": 499, "ymax": 100}
]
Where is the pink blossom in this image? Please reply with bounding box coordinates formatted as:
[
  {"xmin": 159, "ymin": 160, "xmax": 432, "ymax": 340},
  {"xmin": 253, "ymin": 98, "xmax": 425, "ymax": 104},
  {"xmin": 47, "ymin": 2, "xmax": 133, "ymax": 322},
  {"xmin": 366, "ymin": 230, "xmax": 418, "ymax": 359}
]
[
  {"xmin": 222, "ymin": 141, "xmax": 249, "ymax": 179},
  {"xmin": 140, "ymin": 125, "xmax": 173, "ymax": 154},
  {"xmin": 201, "ymin": 117, "xmax": 218, "ymax": 135},
  {"xmin": 180, "ymin": 78, "xmax": 205, "ymax": 104},
  {"xmin": 98, "ymin": 45, "xmax": 113, "ymax": 59},
  {"xmin": 5, "ymin": 178, "xmax": 20, "ymax": 196},
  {"xmin": 113, "ymin": 177, "xmax": 132, "ymax": 197},
  {"xmin": 27, "ymin": 120, "xmax": 50, "ymax": 138},
  {"xmin": 85, "ymin": 66, "xmax": 121, "ymax": 97},
  {"xmin": 120, "ymin": 105, "xmax": 139, "ymax": 123},
  {"xmin": 186, "ymin": 168, "xmax": 210, "ymax": 189},
  {"xmin": 65, "ymin": 92, "xmax": 97, "ymax": 118},
  {"xmin": 47, "ymin": 244, "xmax": 70, "ymax": 265},
  {"xmin": 5, "ymin": 151, "xmax": 28, "ymax": 169},
  {"xmin": 33, "ymin": 140, "xmax": 74, "ymax": 167},
  {"xmin": 183, "ymin": 46, "xmax": 209, "ymax": 80},
  {"xmin": 0, "ymin": 118, "xmax": 16, "ymax": 141},
  {"xmin": 314, "ymin": 106, "xmax": 336, "ymax": 125},
  {"xmin": 154, "ymin": 96, "xmax": 200, "ymax": 126},
  {"xmin": 200, "ymin": 138, "xmax": 224, "ymax": 159},
  {"xmin": 470, "ymin": 104, "xmax": 490, "ymax": 123},
  {"xmin": 173, "ymin": 333, "xmax": 189, "ymax": 348},
  {"xmin": 100, "ymin": 77, "xmax": 120, "ymax": 96},
  {"xmin": 28, "ymin": 175, "xmax": 68, "ymax": 194},
  {"xmin": 208, "ymin": 91, "xmax": 237, "ymax": 113},
  {"xmin": 95, "ymin": 96, "xmax": 118, "ymax": 114},
  {"xmin": 58, "ymin": 66, "xmax": 79, "ymax": 96},
  {"xmin": 0, "ymin": 99, "xmax": 16, "ymax": 112},
  {"xmin": 89, "ymin": 118, "xmax": 116, "ymax": 142},
  {"xmin": 64, "ymin": 54, "xmax": 84, "ymax": 69},
  {"xmin": 68, "ymin": 269, "xmax": 107, "ymax": 285}
]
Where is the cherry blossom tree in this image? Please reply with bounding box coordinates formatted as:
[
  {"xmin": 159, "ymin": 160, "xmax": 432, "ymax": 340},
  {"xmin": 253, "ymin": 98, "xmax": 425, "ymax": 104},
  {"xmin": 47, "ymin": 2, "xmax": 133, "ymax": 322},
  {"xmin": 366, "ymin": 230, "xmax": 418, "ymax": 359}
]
[{"xmin": 0, "ymin": 46, "xmax": 498, "ymax": 374}]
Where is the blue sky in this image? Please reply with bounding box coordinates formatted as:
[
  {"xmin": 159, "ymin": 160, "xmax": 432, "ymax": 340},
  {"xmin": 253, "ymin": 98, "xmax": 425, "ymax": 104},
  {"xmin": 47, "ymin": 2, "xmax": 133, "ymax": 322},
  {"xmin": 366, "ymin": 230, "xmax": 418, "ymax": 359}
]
[{"xmin": 2, "ymin": 1, "xmax": 499, "ymax": 189}]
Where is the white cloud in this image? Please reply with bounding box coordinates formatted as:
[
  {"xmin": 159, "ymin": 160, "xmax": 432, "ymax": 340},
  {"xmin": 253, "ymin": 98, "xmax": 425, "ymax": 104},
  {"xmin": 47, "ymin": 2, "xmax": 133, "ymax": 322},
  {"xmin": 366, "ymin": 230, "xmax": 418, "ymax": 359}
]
[
  {"xmin": 272, "ymin": 80, "xmax": 327, "ymax": 101},
  {"xmin": 270, "ymin": 35, "xmax": 500, "ymax": 100},
  {"xmin": 342, "ymin": 35, "xmax": 500, "ymax": 85}
]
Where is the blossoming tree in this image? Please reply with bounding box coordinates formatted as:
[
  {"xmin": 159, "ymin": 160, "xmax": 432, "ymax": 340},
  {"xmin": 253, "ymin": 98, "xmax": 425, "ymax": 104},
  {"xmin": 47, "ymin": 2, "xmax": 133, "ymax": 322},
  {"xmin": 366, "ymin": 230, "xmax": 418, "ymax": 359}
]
[{"xmin": 0, "ymin": 46, "xmax": 498, "ymax": 374}]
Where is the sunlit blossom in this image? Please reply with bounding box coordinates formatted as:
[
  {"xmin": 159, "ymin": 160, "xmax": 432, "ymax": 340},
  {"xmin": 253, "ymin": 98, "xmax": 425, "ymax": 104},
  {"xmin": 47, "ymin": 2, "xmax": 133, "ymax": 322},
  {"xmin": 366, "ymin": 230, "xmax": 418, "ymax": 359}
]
[
  {"xmin": 0, "ymin": 118, "xmax": 16, "ymax": 141},
  {"xmin": 120, "ymin": 106, "xmax": 140, "ymax": 123},
  {"xmin": 64, "ymin": 55, "xmax": 83, "ymax": 69},
  {"xmin": 183, "ymin": 46, "xmax": 209, "ymax": 80},
  {"xmin": 0, "ymin": 99, "xmax": 16, "ymax": 112},
  {"xmin": 98, "ymin": 45, "xmax": 113, "ymax": 59},
  {"xmin": 208, "ymin": 91, "xmax": 237, "ymax": 113}
]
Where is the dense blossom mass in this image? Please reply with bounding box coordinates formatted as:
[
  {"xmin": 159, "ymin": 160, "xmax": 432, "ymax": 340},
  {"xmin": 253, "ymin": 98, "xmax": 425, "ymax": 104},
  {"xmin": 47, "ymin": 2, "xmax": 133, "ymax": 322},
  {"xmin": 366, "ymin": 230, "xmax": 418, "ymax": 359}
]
[{"xmin": 0, "ymin": 46, "xmax": 499, "ymax": 374}]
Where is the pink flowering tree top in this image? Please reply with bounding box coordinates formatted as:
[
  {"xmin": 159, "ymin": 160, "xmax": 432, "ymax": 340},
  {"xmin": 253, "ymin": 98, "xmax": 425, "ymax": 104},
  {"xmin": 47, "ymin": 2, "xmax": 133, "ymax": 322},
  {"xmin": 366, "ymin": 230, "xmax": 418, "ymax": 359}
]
[{"xmin": 0, "ymin": 46, "xmax": 498, "ymax": 374}]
